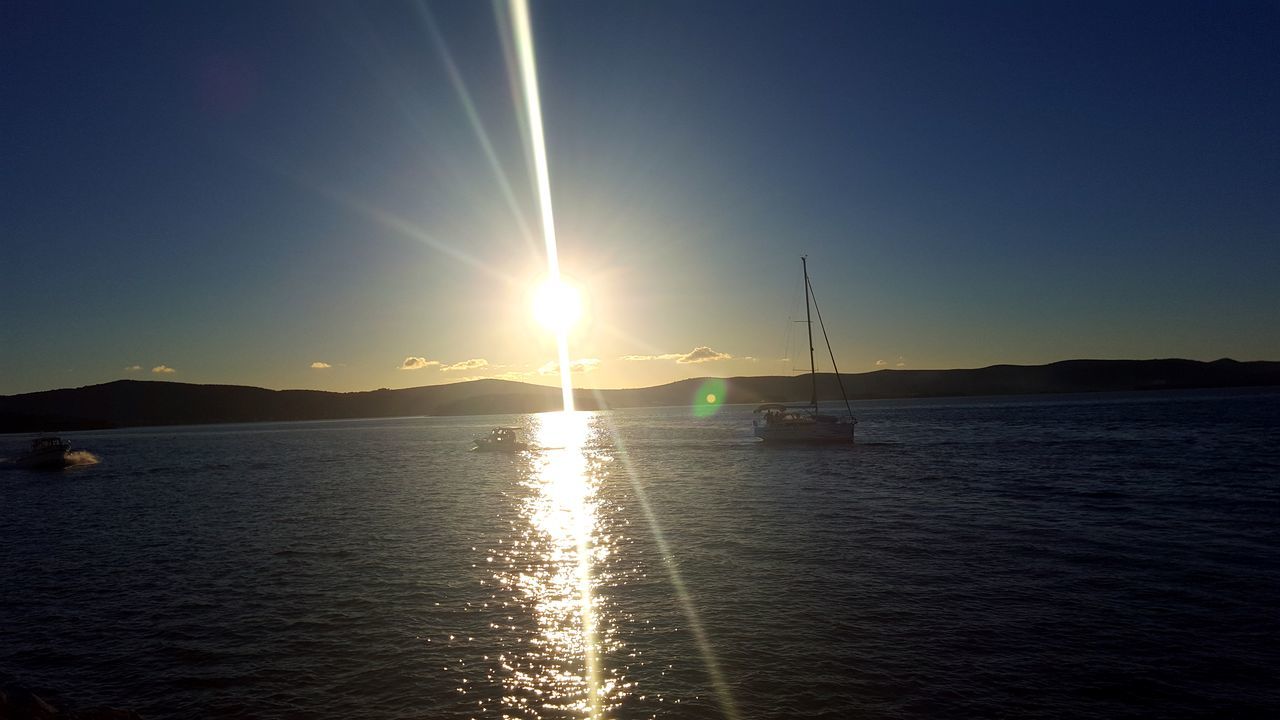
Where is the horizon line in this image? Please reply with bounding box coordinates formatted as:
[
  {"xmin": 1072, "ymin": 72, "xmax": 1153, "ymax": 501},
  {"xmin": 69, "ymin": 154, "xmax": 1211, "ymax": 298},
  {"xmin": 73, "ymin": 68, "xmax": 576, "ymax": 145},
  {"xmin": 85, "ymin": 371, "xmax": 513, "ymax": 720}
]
[{"xmin": 5, "ymin": 356, "xmax": 1275, "ymax": 398}]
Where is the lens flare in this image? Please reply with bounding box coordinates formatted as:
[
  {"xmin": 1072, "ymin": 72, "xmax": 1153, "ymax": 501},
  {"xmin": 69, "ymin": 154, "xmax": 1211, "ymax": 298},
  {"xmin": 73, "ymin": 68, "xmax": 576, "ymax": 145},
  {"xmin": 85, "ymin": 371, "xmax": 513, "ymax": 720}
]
[
  {"xmin": 510, "ymin": 0, "xmax": 574, "ymax": 413},
  {"xmin": 693, "ymin": 378, "xmax": 728, "ymax": 417},
  {"xmin": 505, "ymin": 5, "xmax": 738, "ymax": 719},
  {"xmin": 532, "ymin": 277, "xmax": 583, "ymax": 334}
]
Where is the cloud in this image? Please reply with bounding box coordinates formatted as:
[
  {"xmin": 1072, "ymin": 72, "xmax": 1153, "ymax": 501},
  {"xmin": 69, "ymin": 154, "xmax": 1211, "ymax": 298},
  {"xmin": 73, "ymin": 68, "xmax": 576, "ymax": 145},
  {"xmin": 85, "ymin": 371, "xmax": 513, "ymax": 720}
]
[
  {"xmin": 450, "ymin": 371, "xmax": 531, "ymax": 383},
  {"xmin": 620, "ymin": 353, "xmax": 683, "ymax": 361},
  {"xmin": 621, "ymin": 346, "xmax": 734, "ymax": 364},
  {"xmin": 875, "ymin": 359, "xmax": 887, "ymax": 366},
  {"xmin": 442, "ymin": 358, "xmax": 489, "ymax": 372},
  {"xmin": 124, "ymin": 365, "xmax": 142, "ymax": 372},
  {"xmin": 152, "ymin": 365, "xmax": 176, "ymax": 374},
  {"xmin": 309, "ymin": 361, "xmax": 332, "ymax": 369},
  {"xmin": 492, "ymin": 371, "xmax": 534, "ymax": 381},
  {"xmin": 677, "ymin": 346, "xmax": 732, "ymax": 364},
  {"xmin": 399, "ymin": 356, "xmax": 440, "ymax": 370},
  {"xmin": 539, "ymin": 358, "xmax": 601, "ymax": 375}
]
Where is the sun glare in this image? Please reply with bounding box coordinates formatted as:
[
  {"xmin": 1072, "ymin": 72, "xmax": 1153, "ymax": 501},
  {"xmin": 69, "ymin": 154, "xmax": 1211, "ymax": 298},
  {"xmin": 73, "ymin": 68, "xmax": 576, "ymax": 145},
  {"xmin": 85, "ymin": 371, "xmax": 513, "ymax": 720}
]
[{"xmin": 533, "ymin": 277, "xmax": 583, "ymax": 334}]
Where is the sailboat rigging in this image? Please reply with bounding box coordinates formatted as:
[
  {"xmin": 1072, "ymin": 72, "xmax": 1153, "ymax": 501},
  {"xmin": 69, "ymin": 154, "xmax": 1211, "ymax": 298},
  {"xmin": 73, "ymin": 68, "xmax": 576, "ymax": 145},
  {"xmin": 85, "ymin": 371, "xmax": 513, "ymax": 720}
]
[{"xmin": 753, "ymin": 256, "xmax": 857, "ymax": 444}]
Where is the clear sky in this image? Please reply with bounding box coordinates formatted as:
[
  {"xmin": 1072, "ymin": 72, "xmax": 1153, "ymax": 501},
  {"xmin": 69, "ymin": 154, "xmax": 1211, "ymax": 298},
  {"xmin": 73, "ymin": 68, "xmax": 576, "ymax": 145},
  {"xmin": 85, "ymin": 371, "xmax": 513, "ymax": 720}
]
[{"xmin": 2, "ymin": 0, "xmax": 1277, "ymax": 395}]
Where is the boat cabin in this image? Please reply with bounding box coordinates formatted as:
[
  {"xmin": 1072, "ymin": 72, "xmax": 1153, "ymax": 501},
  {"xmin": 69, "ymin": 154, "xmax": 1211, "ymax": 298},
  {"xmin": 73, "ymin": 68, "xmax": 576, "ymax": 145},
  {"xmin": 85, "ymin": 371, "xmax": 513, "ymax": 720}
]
[
  {"xmin": 753, "ymin": 404, "xmax": 845, "ymax": 426},
  {"xmin": 473, "ymin": 426, "xmax": 528, "ymax": 452},
  {"xmin": 488, "ymin": 427, "xmax": 519, "ymax": 442},
  {"xmin": 31, "ymin": 436, "xmax": 71, "ymax": 452}
]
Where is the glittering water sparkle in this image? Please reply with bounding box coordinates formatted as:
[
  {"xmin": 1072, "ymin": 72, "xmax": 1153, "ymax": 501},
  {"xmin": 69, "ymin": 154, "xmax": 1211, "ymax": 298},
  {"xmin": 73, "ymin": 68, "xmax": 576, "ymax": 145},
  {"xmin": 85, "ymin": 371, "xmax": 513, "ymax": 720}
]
[
  {"xmin": 3, "ymin": 391, "xmax": 1278, "ymax": 718},
  {"xmin": 491, "ymin": 412, "xmax": 616, "ymax": 718},
  {"xmin": 507, "ymin": 4, "xmax": 616, "ymax": 715}
]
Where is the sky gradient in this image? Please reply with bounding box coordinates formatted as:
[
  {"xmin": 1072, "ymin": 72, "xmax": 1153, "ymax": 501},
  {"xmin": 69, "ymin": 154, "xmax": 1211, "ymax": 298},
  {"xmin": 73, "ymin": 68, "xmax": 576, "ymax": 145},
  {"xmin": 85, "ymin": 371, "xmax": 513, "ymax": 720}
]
[{"xmin": 2, "ymin": 0, "xmax": 1277, "ymax": 395}]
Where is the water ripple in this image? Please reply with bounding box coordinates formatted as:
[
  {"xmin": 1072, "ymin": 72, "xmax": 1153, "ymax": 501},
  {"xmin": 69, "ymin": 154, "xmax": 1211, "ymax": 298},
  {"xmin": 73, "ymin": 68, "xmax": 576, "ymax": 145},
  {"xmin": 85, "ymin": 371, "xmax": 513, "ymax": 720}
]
[{"xmin": 1, "ymin": 391, "xmax": 1277, "ymax": 717}]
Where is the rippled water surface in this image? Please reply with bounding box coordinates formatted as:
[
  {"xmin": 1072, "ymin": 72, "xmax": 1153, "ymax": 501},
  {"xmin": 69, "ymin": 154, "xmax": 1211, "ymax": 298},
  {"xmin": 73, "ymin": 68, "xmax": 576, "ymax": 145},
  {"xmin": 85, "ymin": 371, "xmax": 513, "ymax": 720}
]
[{"xmin": 3, "ymin": 389, "xmax": 1278, "ymax": 718}]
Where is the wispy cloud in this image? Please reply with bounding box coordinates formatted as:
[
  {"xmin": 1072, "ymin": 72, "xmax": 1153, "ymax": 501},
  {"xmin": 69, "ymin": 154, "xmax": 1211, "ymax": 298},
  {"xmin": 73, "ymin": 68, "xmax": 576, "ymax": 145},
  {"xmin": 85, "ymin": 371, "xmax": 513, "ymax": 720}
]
[
  {"xmin": 677, "ymin": 346, "xmax": 732, "ymax": 364},
  {"xmin": 442, "ymin": 358, "xmax": 489, "ymax": 372},
  {"xmin": 621, "ymin": 346, "xmax": 734, "ymax": 364},
  {"xmin": 450, "ymin": 370, "xmax": 531, "ymax": 383},
  {"xmin": 399, "ymin": 356, "xmax": 440, "ymax": 371},
  {"xmin": 492, "ymin": 370, "xmax": 534, "ymax": 381},
  {"xmin": 152, "ymin": 365, "xmax": 176, "ymax": 374},
  {"xmin": 875, "ymin": 359, "xmax": 887, "ymax": 367},
  {"xmin": 539, "ymin": 358, "xmax": 601, "ymax": 375},
  {"xmin": 310, "ymin": 361, "xmax": 332, "ymax": 369},
  {"xmin": 124, "ymin": 365, "xmax": 142, "ymax": 372},
  {"xmin": 620, "ymin": 353, "xmax": 683, "ymax": 361}
]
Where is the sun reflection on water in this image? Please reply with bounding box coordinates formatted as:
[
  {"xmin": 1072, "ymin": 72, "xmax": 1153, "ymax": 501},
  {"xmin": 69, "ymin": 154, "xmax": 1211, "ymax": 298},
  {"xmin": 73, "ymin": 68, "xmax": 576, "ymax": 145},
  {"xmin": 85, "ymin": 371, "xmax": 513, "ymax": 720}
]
[{"xmin": 492, "ymin": 411, "xmax": 624, "ymax": 719}]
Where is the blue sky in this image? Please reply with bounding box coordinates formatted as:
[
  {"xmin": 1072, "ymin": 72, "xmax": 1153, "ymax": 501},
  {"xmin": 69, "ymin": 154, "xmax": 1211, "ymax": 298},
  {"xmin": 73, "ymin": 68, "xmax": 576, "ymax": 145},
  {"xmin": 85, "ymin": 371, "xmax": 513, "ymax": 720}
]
[{"xmin": 2, "ymin": 0, "xmax": 1277, "ymax": 394}]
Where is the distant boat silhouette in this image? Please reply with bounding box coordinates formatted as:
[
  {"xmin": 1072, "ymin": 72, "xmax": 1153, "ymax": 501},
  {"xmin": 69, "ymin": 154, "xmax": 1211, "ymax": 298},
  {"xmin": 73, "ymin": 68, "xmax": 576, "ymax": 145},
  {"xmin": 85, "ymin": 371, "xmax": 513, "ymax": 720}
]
[
  {"xmin": 16, "ymin": 436, "xmax": 72, "ymax": 469},
  {"xmin": 753, "ymin": 257, "xmax": 857, "ymax": 444},
  {"xmin": 472, "ymin": 427, "xmax": 528, "ymax": 452}
]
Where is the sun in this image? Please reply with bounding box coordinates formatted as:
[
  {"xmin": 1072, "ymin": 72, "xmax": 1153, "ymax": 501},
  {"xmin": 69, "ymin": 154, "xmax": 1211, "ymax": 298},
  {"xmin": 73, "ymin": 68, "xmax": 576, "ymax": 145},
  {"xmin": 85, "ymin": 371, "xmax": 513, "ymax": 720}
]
[{"xmin": 532, "ymin": 277, "xmax": 583, "ymax": 333}]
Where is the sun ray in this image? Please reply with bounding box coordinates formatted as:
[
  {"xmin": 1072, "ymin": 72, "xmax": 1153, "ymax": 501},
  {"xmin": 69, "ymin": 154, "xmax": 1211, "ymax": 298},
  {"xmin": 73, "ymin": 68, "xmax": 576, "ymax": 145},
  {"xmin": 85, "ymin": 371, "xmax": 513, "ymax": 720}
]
[
  {"xmin": 322, "ymin": 183, "xmax": 516, "ymax": 286},
  {"xmin": 510, "ymin": 0, "xmax": 573, "ymax": 413},
  {"xmin": 507, "ymin": 6, "xmax": 737, "ymax": 717},
  {"xmin": 412, "ymin": 0, "xmax": 538, "ymax": 257},
  {"xmin": 252, "ymin": 153, "xmax": 516, "ymax": 286},
  {"xmin": 586, "ymin": 398, "xmax": 743, "ymax": 720},
  {"xmin": 507, "ymin": 3, "xmax": 599, "ymax": 717}
]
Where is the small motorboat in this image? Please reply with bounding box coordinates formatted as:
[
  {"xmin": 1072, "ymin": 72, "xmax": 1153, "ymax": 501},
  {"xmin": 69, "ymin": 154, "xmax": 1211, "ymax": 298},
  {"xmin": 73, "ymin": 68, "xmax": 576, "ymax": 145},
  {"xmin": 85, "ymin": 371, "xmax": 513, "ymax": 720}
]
[
  {"xmin": 16, "ymin": 436, "xmax": 72, "ymax": 469},
  {"xmin": 472, "ymin": 427, "xmax": 528, "ymax": 452}
]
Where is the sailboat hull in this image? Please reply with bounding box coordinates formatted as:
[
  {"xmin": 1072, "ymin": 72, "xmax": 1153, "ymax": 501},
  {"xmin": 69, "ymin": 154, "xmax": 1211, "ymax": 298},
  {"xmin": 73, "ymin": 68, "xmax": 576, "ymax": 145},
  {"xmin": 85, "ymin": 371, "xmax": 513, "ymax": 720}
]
[
  {"xmin": 753, "ymin": 256, "xmax": 859, "ymax": 444},
  {"xmin": 753, "ymin": 419, "xmax": 855, "ymax": 444}
]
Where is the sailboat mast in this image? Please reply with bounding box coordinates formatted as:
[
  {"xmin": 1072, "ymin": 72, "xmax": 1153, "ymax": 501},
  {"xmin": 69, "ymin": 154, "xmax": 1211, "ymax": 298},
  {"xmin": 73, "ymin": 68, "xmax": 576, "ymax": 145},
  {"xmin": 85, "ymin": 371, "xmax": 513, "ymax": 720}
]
[{"xmin": 802, "ymin": 255, "xmax": 817, "ymax": 409}]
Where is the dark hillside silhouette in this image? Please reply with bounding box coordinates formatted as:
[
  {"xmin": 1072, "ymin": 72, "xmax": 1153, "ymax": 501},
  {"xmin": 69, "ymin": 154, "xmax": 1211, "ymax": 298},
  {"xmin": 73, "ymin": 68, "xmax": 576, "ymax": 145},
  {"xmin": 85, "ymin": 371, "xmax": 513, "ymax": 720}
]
[{"xmin": 1, "ymin": 359, "xmax": 1276, "ymax": 432}]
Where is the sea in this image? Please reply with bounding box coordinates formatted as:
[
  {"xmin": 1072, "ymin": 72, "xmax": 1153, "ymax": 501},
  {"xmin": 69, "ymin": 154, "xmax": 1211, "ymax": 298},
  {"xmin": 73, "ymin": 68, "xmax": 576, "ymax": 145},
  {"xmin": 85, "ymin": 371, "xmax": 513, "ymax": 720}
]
[{"xmin": 2, "ymin": 388, "xmax": 1278, "ymax": 719}]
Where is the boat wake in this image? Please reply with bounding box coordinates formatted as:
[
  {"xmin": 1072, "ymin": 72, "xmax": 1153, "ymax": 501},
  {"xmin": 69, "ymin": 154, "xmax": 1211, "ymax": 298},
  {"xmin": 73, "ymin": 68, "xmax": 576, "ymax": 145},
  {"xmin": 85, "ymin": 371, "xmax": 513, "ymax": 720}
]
[
  {"xmin": 65, "ymin": 450, "xmax": 100, "ymax": 466},
  {"xmin": 0, "ymin": 450, "xmax": 102, "ymax": 470}
]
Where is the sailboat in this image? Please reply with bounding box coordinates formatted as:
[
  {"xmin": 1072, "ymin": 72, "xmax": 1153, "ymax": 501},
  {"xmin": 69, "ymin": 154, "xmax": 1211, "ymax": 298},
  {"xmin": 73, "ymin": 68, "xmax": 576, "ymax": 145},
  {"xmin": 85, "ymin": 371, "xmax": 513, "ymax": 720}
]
[{"xmin": 753, "ymin": 257, "xmax": 857, "ymax": 444}]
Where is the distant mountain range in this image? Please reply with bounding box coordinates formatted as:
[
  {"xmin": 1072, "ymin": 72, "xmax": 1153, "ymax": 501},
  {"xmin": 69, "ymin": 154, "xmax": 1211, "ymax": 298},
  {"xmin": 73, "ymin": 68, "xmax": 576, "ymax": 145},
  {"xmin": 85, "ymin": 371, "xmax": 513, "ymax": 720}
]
[{"xmin": 2, "ymin": 359, "xmax": 1277, "ymax": 433}]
